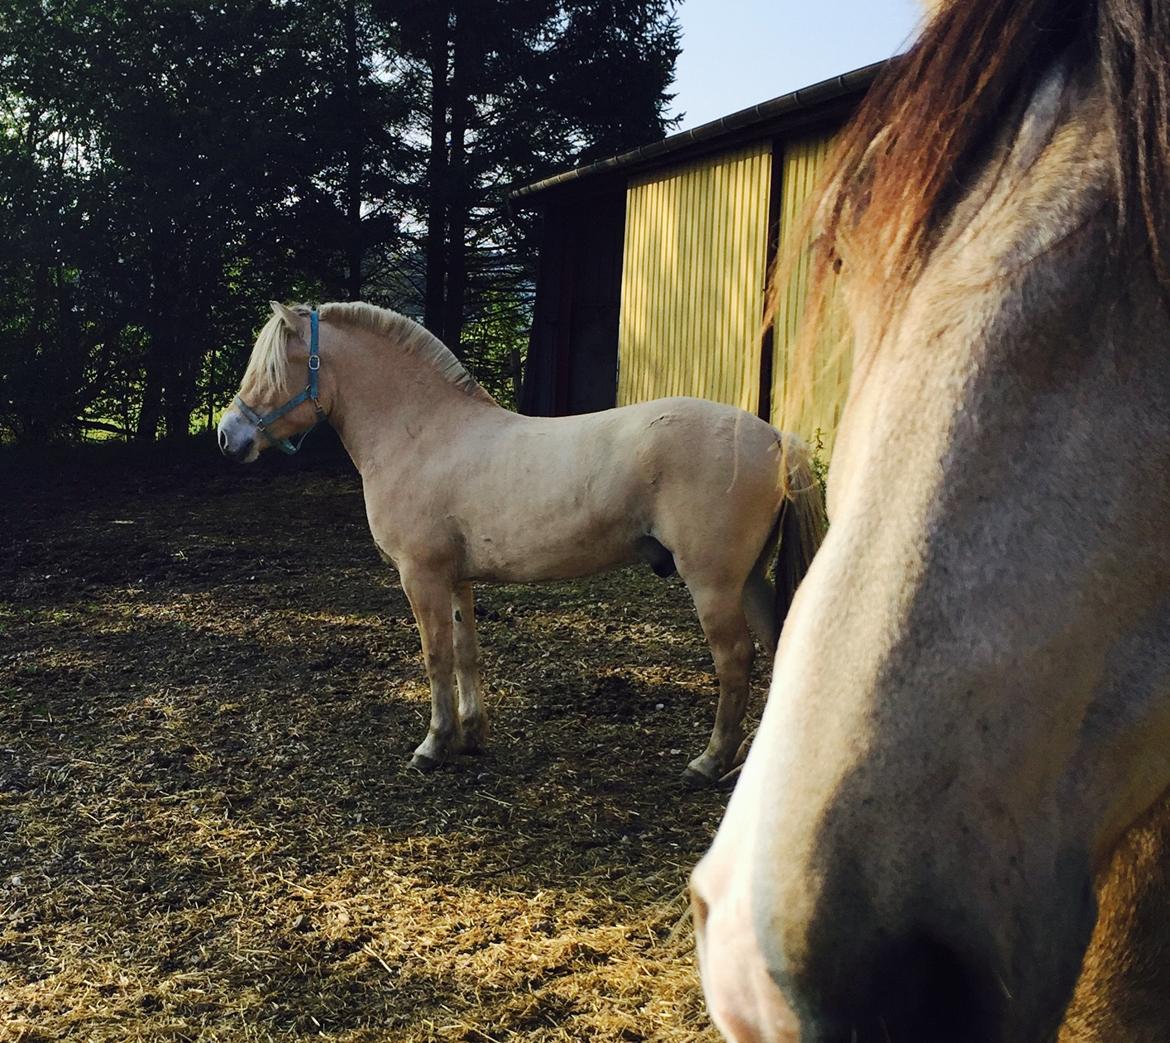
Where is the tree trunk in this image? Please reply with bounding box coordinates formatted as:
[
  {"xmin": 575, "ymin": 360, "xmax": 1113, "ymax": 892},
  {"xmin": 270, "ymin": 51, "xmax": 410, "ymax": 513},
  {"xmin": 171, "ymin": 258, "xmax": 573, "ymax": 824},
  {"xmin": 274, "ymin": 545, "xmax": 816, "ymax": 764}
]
[
  {"xmin": 20, "ymin": 260, "xmax": 53, "ymax": 441},
  {"xmin": 162, "ymin": 317, "xmax": 196, "ymax": 441},
  {"xmin": 165, "ymin": 278, "xmax": 214, "ymax": 440},
  {"xmin": 163, "ymin": 383, "xmax": 194, "ymax": 440},
  {"xmin": 423, "ymin": 1, "xmax": 450, "ymax": 335},
  {"xmin": 342, "ymin": 0, "xmax": 364, "ymax": 300},
  {"xmin": 442, "ymin": 2, "xmax": 469, "ymax": 357},
  {"xmin": 206, "ymin": 343, "xmax": 216, "ymax": 433},
  {"xmin": 137, "ymin": 363, "xmax": 163, "ymax": 441},
  {"xmin": 139, "ymin": 226, "xmax": 173, "ymax": 442}
]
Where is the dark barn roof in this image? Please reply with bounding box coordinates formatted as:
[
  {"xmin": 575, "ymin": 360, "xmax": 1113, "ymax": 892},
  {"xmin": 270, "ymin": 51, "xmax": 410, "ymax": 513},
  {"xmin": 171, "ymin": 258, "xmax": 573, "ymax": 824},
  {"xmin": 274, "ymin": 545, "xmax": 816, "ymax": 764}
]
[{"xmin": 511, "ymin": 60, "xmax": 888, "ymax": 205}]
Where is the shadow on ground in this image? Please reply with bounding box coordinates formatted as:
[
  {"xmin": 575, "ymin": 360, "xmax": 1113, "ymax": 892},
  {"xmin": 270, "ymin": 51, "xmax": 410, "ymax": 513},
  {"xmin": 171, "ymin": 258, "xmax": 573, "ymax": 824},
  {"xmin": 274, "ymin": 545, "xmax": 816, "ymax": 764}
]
[{"xmin": 0, "ymin": 444, "xmax": 767, "ymax": 1041}]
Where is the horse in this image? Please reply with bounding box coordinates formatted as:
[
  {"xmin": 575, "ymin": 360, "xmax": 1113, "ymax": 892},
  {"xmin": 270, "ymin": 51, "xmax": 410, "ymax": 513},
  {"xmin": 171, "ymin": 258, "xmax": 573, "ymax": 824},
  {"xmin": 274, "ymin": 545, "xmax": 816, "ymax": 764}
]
[
  {"xmin": 216, "ymin": 301, "xmax": 826, "ymax": 785},
  {"xmin": 689, "ymin": 0, "xmax": 1170, "ymax": 1039}
]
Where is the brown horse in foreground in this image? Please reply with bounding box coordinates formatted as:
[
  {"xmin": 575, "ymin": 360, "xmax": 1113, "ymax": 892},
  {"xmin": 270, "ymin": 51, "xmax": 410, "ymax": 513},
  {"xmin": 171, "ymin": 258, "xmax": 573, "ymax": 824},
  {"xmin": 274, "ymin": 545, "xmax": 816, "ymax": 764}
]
[
  {"xmin": 692, "ymin": 0, "xmax": 1170, "ymax": 1039},
  {"xmin": 218, "ymin": 301, "xmax": 825, "ymax": 785}
]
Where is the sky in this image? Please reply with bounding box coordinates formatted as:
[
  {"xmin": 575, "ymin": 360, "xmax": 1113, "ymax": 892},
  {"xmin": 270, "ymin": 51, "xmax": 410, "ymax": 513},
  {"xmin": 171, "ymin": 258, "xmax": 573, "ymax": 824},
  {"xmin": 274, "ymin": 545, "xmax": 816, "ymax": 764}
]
[{"xmin": 669, "ymin": 0, "xmax": 924, "ymax": 131}]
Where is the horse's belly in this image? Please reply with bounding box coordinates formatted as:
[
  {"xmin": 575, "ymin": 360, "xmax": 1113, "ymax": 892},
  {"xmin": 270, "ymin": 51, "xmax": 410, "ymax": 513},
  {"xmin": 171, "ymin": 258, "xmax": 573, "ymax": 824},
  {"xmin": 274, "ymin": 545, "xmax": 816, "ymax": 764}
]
[{"xmin": 461, "ymin": 528, "xmax": 637, "ymax": 583}]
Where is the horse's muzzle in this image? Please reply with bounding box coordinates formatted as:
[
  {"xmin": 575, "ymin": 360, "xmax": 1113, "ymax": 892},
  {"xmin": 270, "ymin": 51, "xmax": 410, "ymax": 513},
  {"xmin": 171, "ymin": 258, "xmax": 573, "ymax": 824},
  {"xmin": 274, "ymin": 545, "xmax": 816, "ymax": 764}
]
[
  {"xmin": 691, "ymin": 860, "xmax": 799, "ymax": 1042},
  {"xmin": 217, "ymin": 414, "xmax": 256, "ymax": 462},
  {"xmin": 691, "ymin": 817, "xmax": 1001, "ymax": 1043}
]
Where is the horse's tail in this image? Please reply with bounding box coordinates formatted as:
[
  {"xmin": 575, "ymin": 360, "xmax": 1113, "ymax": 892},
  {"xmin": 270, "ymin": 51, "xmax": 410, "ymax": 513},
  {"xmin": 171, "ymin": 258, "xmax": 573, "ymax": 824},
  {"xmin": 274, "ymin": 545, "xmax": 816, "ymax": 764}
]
[{"xmin": 773, "ymin": 438, "xmax": 828, "ymax": 633}]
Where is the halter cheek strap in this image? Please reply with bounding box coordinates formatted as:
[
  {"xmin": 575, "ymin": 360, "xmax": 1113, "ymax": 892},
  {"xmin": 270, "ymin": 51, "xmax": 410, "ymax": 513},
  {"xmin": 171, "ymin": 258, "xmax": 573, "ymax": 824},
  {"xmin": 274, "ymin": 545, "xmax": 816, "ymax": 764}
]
[{"xmin": 234, "ymin": 309, "xmax": 327, "ymax": 455}]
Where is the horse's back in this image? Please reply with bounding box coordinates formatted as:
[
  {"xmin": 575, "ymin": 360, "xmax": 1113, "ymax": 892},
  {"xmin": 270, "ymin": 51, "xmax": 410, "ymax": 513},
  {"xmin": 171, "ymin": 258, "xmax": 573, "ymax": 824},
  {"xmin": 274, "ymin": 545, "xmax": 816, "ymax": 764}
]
[{"xmin": 606, "ymin": 396, "xmax": 783, "ymax": 466}]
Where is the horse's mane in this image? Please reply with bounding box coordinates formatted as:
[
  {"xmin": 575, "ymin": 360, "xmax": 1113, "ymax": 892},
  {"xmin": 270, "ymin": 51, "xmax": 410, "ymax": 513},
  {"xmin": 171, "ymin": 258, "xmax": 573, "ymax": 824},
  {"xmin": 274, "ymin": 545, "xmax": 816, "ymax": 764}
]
[
  {"xmin": 243, "ymin": 302, "xmax": 493, "ymax": 403},
  {"xmin": 775, "ymin": 0, "xmax": 1170, "ymax": 331}
]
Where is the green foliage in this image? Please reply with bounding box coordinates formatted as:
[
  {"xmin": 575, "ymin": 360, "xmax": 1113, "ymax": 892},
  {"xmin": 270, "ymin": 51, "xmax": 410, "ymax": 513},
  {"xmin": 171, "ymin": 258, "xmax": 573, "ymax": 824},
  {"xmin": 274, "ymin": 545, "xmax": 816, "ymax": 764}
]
[
  {"xmin": 0, "ymin": 0, "xmax": 342, "ymax": 440},
  {"xmin": 808, "ymin": 428, "xmax": 829, "ymax": 505},
  {"xmin": 461, "ymin": 287, "xmax": 531, "ymax": 408},
  {"xmin": 0, "ymin": 0, "xmax": 680, "ymax": 443}
]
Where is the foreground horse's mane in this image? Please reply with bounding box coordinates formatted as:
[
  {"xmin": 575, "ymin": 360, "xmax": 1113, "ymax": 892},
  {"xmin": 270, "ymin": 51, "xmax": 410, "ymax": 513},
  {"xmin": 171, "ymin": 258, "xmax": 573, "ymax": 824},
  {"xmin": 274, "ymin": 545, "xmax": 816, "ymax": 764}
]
[
  {"xmin": 788, "ymin": 0, "xmax": 1170, "ymax": 318},
  {"xmin": 245, "ymin": 302, "xmax": 492, "ymax": 403}
]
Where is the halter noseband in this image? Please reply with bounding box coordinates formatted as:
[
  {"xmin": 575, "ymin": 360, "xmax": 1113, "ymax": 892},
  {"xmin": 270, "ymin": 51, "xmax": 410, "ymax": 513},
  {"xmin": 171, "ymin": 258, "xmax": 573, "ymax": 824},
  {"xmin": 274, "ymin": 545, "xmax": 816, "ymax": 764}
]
[{"xmin": 234, "ymin": 308, "xmax": 327, "ymax": 455}]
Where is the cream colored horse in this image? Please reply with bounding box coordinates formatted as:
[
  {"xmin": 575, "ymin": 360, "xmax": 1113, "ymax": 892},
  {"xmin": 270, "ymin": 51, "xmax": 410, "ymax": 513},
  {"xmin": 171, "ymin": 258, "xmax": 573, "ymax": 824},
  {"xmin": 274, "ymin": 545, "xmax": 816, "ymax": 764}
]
[
  {"xmin": 691, "ymin": 0, "xmax": 1170, "ymax": 1039},
  {"xmin": 217, "ymin": 301, "xmax": 825, "ymax": 784}
]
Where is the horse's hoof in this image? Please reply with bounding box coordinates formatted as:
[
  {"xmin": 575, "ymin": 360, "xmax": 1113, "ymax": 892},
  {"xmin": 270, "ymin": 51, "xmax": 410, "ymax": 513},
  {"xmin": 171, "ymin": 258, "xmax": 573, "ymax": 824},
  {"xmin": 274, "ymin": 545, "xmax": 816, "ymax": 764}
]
[
  {"xmin": 409, "ymin": 752, "xmax": 442, "ymax": 773},
  {"xmin": 682, "ymin": 765, "xmax": 718, "ymax": 789}
]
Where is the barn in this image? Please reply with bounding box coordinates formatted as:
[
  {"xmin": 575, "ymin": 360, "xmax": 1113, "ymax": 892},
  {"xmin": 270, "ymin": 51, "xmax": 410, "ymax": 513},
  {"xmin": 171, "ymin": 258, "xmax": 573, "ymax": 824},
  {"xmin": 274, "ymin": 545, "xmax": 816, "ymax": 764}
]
[{"xmin": 512, "ymin": 61, "xmax": 885, "ymax": 453}]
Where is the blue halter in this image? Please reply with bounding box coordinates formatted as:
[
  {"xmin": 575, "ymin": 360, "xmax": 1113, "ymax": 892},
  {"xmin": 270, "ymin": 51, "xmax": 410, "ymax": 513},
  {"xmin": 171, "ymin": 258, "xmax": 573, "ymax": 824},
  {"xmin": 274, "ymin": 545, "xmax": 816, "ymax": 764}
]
[{"xmin": 234, "ymin": 309, "xmax": 327, "ymax": 455}]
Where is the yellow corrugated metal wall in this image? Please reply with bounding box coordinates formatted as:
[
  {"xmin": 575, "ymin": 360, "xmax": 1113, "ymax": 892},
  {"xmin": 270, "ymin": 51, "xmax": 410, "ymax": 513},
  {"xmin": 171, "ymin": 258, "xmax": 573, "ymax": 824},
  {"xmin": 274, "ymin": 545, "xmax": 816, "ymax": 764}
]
[
  {"xmin": 617, "ymin": 143, "xmax": 772, "ymax": 412},
  {"xmin": 770, "ymin": 132, "xmax": 851, "ymax": 454}
]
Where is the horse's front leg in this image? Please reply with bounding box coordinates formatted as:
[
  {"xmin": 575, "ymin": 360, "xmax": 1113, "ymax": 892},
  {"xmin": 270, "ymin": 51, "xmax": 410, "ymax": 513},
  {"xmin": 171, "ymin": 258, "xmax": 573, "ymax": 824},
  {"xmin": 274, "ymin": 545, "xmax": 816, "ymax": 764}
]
[
  {"xmin": 401, "ymin": 567, "xmax": 458, "ymax": 771},
  {"xmin": 452, "ymin": 582, "xmax": 488, "ymax": 753}
]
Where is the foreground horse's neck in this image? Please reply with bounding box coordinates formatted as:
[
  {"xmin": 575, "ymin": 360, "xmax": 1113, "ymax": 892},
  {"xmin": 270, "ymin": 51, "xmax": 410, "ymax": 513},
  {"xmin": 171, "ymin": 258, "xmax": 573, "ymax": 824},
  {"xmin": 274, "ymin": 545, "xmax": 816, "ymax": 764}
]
[{"xmin": 326, "ymin": 322, "xmax": 498, "ymax": 474}]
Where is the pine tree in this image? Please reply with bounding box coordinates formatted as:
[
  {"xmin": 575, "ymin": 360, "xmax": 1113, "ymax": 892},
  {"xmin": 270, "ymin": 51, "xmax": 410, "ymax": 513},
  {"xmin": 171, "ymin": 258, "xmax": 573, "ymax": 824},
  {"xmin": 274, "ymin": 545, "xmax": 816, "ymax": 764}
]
[
  {"xmin": 0, "ymin": 0, "xmax": 680, "ymax": 439},
  {"xmin": 372, "ymin": 0, "xmax": 680, "ymax": 363}
]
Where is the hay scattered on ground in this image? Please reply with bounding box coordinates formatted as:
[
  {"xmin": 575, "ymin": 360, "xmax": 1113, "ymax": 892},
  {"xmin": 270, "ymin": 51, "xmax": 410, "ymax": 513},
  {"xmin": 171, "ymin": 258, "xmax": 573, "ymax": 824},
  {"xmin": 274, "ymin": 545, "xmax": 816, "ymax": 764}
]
[{"xmin": 0, "ymin": 451, "xmax": 766, "ymax": 1041}]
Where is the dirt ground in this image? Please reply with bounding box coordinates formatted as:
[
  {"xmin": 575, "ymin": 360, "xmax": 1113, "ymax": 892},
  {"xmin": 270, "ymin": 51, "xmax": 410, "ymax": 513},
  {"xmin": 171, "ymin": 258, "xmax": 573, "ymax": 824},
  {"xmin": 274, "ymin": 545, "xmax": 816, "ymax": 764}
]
[{"xmin": 0, "ymin": 443, "xmax": 769, "ymax": 1042}]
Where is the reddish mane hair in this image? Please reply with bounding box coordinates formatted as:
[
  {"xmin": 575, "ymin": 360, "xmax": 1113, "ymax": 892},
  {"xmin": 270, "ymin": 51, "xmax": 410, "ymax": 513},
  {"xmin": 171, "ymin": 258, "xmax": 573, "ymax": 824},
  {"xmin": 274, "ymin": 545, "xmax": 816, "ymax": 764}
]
[{"xmin": 782, "ymin": 0, "xmax": 1170, "ymax": 325}]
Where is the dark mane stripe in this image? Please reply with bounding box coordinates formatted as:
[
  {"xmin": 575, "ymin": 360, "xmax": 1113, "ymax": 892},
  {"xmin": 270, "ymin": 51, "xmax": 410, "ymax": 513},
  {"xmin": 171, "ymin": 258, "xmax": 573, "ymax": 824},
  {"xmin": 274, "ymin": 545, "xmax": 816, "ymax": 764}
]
[{"xmin": 810, "ymin": 0, "xmax": 1170, "ymax": 298}]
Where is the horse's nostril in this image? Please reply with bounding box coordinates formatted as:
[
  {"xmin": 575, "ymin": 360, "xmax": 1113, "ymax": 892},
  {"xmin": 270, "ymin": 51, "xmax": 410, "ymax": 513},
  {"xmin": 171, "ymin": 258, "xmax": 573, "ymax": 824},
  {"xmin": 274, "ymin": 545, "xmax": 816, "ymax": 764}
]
[
  {"xmin": 847, "ymin": 934, "xmax": 992, "ymax": 1043},
  {"xmin": 218, "ymin": 428, "xmax": 229, "ymax": 453}
]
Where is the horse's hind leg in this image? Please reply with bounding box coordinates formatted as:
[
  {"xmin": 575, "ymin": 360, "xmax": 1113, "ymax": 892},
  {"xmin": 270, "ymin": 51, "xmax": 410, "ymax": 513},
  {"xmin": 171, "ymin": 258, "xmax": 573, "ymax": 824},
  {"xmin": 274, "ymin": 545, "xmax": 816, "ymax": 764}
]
[
  {"xmin": 452, "ymin": 582, "xmax": 488, "ymax": 753},
  {"xmin": 684, "ymin": 580, "xmax": 755, "ymax": 787},
  {"xmin": 401, "ymin": 566, "xmax": 458, "ymax": 771},
  {"xmin": 742, "ymin": 566, "xmax": 779, "ymax": 659}
]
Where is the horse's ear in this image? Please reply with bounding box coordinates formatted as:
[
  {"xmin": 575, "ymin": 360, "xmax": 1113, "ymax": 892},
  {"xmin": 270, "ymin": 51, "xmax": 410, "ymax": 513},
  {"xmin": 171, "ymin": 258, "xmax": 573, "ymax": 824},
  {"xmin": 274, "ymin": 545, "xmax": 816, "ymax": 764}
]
[{"xmin": 269, "ymin": 301, "xmax": 301, "ymax": 329}]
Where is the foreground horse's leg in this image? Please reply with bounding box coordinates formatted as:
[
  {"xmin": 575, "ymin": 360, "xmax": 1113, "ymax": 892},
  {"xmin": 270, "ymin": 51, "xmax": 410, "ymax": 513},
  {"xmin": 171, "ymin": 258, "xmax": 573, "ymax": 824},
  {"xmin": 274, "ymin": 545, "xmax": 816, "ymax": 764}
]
[
  {"xmin": 451, "ymin": 582, "xmax": 488, "ymax": 753},
  {"xmin": 401, "ymin": 569, "xmax": 458, "ymax": 771},
  {"xmin": 684, "ymin": 582, "xmax": 755, "ymax": 786}
]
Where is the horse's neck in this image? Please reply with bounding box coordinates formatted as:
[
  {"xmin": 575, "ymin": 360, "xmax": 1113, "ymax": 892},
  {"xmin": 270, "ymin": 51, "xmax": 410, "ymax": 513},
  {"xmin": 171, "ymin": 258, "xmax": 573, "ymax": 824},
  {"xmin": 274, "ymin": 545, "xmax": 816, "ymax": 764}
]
[{"xmin": 328, "ymin": 328, "xmax": 497, "ymax": 474}]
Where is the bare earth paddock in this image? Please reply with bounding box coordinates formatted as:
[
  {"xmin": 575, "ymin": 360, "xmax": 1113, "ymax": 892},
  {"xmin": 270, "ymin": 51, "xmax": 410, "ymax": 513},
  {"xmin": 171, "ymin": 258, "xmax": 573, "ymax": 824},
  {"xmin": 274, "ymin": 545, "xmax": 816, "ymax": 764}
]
[{"xmin": 0, "ymin": 446, "xmax": 760, "ymax": 1042}]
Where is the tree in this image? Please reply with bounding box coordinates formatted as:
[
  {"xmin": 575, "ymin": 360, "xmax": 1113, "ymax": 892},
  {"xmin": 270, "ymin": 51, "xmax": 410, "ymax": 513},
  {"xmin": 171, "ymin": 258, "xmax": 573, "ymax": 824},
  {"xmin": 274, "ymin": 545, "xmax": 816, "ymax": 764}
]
[
  {"xmin": 372, "ymin": 0, "xmax": 680, "ymax": 358},
  {"xmin": 0, "ymin": 0, "xmax": 680, "ymax": 441},
  {"xmin": 0, "ymin": 0, "xmax": 417, "ymax": 440}
]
